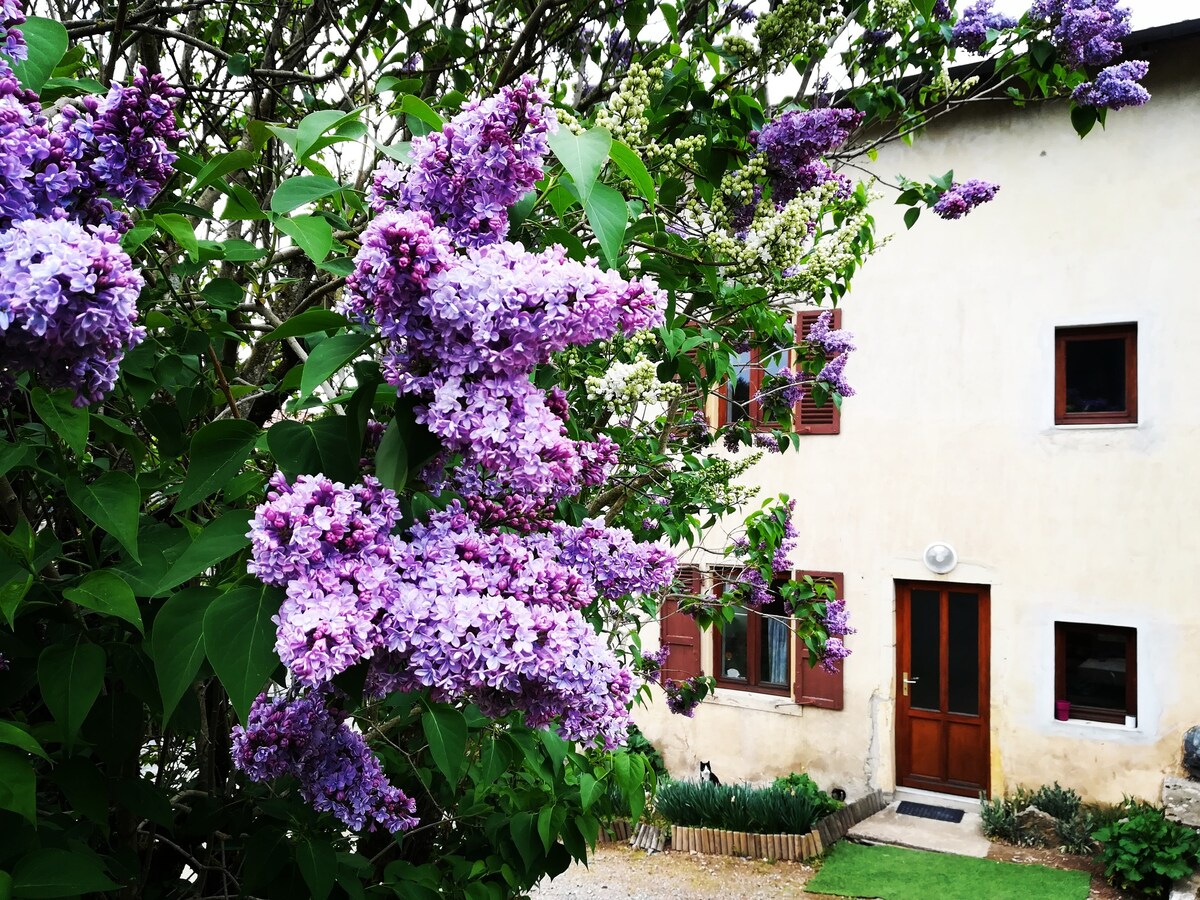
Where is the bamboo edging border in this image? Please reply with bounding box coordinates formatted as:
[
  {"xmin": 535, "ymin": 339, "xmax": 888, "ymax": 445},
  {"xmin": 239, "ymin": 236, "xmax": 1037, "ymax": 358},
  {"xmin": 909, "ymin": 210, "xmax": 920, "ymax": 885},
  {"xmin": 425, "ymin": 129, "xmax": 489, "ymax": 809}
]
[{"xmin": 663, "ymin": 788, "xmax": 886, "ymax": 861}]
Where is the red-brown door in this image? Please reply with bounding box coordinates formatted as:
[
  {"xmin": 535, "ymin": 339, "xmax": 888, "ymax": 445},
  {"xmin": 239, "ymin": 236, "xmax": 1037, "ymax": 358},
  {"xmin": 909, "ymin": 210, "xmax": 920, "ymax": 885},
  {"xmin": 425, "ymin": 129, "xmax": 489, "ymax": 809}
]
[{"xmin": 895, "ymin": 582, "xmax": 990, "ymax": 798}]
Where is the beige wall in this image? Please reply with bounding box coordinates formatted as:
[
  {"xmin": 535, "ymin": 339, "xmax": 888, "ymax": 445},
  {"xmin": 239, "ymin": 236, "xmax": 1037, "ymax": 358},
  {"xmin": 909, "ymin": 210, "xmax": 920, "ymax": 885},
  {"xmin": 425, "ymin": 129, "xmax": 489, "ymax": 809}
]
[{"xmin": 637, "ymin": 39, "xmax": 1200, "ymax": 803}]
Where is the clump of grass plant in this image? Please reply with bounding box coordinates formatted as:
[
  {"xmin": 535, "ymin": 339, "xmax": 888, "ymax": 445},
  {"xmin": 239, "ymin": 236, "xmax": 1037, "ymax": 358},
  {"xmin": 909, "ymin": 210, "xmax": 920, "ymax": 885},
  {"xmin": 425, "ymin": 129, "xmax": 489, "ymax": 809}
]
[{"xmin": 654, "ymin": 778, "xmax": 839, "ymax": 834}]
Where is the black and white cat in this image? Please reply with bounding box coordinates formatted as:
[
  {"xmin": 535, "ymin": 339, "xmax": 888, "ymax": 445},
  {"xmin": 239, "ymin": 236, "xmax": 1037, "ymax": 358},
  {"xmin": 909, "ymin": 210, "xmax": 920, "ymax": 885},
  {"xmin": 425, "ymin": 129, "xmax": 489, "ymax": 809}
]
[{"xmin": 699, "ymin": 761, "xmax": 721, "ymax": 785}]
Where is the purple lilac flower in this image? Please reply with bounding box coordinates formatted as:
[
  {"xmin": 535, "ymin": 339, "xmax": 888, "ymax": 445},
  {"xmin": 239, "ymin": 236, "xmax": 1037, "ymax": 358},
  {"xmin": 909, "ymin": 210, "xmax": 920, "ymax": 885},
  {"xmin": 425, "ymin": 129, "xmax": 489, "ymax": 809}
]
[
  {"xmin": 2, "ymin": 0, "xmax": 25, "ymax": 61},
  {"xmin": 368, "ymin": 75, "xmax": 555, "ymax": 248},
  {"xmin": 0, "ymin": 73, "xmax": 84, "ymax": 229},
  {"xmin": 0, "ymin": 218, "xmax": 145, "ymax": 406},
  {"xmin": 1072, "ymin": 59, "xmax": 1150, "ymax": 109},
  {"xmin": 822, "ymin": 598, "xmax": 855, "ymax": 640},
  {"xmin": 640, "ymin": 646, "xmax": 671, "ymax": 673},
  {"xmin": 1030, "ymin": 0, "xmax": 1130, "ymax": 69},
  {"xmin": 55, "ymin": 67, "xmax": 185, "ymax": 211},
  {"xmin": 232, "ymin": 692, "xmax": 418, "ymax": 833},
  {"xmin": 932, "ymin": 178, "xmax": 1000, "ymax": 220},
  {"xmin": 553, "ymin": 518, "xmax": 677, "ymax": 601},
  {"xmin": 816, "ymin": 353, "xmax": 855, "ymax": 397},
  {"xmin": 664, "ymin": 676, "xmax": 704, "ymax": 717},
  {"xmin": 755, "ymin": 108, "xmax": 862, "ymax": 206},
  {"xmin": 728, "ymin": 1, "xmax": 757, "ymax": 24},
  {"xmin": 950, "ymin": 0, "xmax": 1016, "ymax": 53},
  {"xmin": 932, "ymin": 0, "xmax": 951, "ymax": 19},
  {"xmin": 820, "ymin": 636, "xmax": 851, "ymax": 673},
  {"xmin": 805, "ymin": 309, "xmax": 856, "ymax": 354}
]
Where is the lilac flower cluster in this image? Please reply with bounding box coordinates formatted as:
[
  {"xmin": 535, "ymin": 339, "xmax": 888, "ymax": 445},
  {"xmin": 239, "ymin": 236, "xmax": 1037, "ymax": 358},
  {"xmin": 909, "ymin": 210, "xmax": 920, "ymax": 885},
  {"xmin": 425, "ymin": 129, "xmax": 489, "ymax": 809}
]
[
  {"xmin": 817, "ymin": 354, "xmax": 855, "ymax": 397},
  {"xmin": 0, "ymin": 74, "xmax": 81, "ymax": 228},
  {"xmin": 2, "ymin": 0, "xmax": 25, "ymax": 61},
  {"xmin": 1030, "ymin": 0, "xmax": 1130, "ymax": 69},
  {"xmin": 368, "ymin": 75, "xmax": 554, "ymax": 248},
  {"xmin": 348, "ymin": 217, "xmax": 664, "ymax": 495},
  {"xmin": 755, "ymin": 108, "xmax": 862, "ymax": 206},
  {"xmin": 231, "ymin": 692, "xmax": 418, "ymax": 833},
  {"xmin": 932, "ymin": 178, "xmax": 1000, "ymax": 220},
  {"xmin": 819, "ymin": 598, "xmax": 855, "ymax": 673},
  {"xmin": 55, "ymin": 67, "xmax": 185, "ymax": 211},
  {"xmin": 552, "ymin": 518, "xmax": 677, "ymax": 602},
  {"xmin": 1072, "ymin": 59, "xmax": 1150, "ymax": 109},
  {"xmin": 663, "ymin": 676, "xmax": 705, "ymax": 717},
  {"xmin": 638, "ymin": 645, "xmax": 671, "ymax": 677},
  {"xmin": 950, "ymin": 0, "xmax": 1016, "ymax": 52},
  {"xmin": 0, "ymin": 218, "xmax": 145, "ymax": 405},
  {"xmin": 806, "ymin": 310, "xmax": 856, "ymax": 355}
]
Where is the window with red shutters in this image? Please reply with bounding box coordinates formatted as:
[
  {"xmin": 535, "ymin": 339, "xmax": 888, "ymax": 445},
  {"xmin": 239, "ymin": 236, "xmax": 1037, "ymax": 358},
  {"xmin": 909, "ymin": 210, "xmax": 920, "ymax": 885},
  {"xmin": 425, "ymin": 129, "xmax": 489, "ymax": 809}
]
[
  {"xmin": 793, "ymin": 571, "xmax": 845, "ymax": 709},
  {"xmin": 659, "ymin": 567, "xmax": 703, "ymax": 682},
  {"xmin": 794, "ymin": 308, "xmax": 842, "ymax": 435}
]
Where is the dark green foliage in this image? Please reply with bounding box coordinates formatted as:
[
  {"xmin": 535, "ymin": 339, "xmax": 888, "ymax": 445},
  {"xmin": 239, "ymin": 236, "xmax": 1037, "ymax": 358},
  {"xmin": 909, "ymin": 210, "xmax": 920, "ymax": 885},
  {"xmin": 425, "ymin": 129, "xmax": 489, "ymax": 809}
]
[
  {"xmin": 1031, "ymin": 782, "xmax": 1082, "ymax": 822},
  {"xmin": 980, "ymin": 787, "xmax": 1035, "ymax": 845},
  {"xmin": 625, "ymin": 724, "xmax": 668, "ymax": 780},
  {"xmin": 1093, "ymin": 801, "xmax": 1200, "ymax": 898},
  {"xmin": 654, "ymin": 778, "xmax": 839, "ymax": 834}
]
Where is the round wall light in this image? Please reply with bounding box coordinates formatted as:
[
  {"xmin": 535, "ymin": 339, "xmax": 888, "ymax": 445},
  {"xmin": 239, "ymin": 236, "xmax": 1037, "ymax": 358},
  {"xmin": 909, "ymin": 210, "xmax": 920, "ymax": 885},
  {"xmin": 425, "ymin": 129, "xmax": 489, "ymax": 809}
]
[{"xmin": 923, "ymin": 542, "xmax": 958, "ymax": 574}]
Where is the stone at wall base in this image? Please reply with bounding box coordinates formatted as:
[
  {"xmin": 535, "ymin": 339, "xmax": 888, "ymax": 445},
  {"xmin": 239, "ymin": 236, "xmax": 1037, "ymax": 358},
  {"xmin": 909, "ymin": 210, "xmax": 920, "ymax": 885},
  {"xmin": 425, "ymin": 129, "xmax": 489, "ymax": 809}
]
[
  {"xmin": 1162, "ymin": 778, "xmax": 1200, "ymax": 828},
  {"xmin": 1014, "ymin": 806, "xmax": 1059, "ymax": 847},
  {"xmin": 1167, "ymin": 869, "xmax": 1200, "ymax": 900}
]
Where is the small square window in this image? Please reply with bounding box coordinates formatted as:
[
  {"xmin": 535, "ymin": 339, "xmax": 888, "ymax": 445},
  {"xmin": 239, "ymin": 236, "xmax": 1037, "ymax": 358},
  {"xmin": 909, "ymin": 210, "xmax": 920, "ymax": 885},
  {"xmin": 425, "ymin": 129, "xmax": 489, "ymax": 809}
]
[
  {"xmin": 1055, "ymin": 622, "xmax": 1137, "ymax": 724},
  {"xmin": 712, "ymin": 576, "xmax": 792, "ymax": 695},
  {"xmin": 1055, "ymin": 323, "xmax": 1137, "ymax": 425}
]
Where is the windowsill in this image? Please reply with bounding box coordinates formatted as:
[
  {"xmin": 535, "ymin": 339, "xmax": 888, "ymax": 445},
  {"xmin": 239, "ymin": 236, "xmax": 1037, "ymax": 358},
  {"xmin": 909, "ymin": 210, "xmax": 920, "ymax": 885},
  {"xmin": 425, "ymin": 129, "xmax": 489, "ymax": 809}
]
[
  {"xmin": 1056, "ymin": 716, "xmax": 1139, "ymax": 732},
  {"xmin": 704, "ymin": 689, "xmax": 804, "ymax": 717},
  {"xmin": 1053, "ymin": 422, "xmax": 1139, "ymax": 430}
]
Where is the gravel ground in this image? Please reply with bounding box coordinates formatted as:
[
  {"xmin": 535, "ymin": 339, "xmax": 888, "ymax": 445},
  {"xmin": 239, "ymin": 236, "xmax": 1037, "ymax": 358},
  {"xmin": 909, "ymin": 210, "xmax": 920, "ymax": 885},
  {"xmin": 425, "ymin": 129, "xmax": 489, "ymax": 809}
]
[{"xmin": 528, "ymin": 842, "xmax": 1135, "ymax": 899}]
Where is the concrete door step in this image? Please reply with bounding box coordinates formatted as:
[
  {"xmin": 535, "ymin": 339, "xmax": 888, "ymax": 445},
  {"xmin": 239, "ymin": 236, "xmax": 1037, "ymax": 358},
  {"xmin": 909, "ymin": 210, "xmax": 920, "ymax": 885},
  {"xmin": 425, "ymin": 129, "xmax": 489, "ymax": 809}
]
[{"xmin": 846, "ymin": 798, "xmax": 992, "ymax": 859}]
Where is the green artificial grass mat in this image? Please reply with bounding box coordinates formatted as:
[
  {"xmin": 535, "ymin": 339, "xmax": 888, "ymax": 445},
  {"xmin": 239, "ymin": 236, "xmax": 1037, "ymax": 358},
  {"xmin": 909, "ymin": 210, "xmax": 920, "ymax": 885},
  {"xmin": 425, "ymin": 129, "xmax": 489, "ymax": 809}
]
[{"xmin": 805, "ymin": 843, "xmax": 1091, "ymax": 900}]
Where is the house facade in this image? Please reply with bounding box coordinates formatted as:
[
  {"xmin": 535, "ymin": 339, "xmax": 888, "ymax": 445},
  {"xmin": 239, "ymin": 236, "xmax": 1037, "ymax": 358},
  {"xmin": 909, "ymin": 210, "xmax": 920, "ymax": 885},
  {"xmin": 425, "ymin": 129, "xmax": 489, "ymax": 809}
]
[{"xmin": 636, "ymin": 22, "xmax": 1200, "ymax": 804}]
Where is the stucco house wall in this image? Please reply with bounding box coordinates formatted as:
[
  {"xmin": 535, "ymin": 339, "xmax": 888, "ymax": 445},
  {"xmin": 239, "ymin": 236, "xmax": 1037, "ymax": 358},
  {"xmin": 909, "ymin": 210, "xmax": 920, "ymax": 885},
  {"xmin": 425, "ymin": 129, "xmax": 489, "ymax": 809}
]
[{"xmin": 635, "ymin": 28, "xmax": 1200, "ymax": 803}]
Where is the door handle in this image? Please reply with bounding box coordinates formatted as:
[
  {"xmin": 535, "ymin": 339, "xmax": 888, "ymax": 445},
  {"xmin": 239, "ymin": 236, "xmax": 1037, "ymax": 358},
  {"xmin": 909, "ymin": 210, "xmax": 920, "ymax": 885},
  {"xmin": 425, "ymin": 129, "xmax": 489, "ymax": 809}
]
[{"xmin": 902, "ymin": 672, "xmax": 919, "ymax": 697}]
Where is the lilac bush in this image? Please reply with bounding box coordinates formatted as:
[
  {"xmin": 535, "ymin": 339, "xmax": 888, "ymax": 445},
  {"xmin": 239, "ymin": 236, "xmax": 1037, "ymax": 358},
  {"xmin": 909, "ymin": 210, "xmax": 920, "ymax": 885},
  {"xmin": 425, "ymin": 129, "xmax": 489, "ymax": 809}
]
[
  {"xmin": 950, "ymin": 1, "xmax": 1017, "ymax": 53},
  {"xmin": 1031, "ymin": 0, "xmax": 1131, "ymax": 69},
  {"xmin": 755, "ymin": 108, "xmax": 862, "ymax": 205},
  {"xmin": 1, "ymin": 0, "xmax": 24, "ymax": 61}
]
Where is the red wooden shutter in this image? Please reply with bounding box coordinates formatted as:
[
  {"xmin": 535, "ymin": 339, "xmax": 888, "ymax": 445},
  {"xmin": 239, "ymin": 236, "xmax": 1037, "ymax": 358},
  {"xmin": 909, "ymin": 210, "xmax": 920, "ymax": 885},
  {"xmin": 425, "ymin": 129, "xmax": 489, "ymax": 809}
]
[
  {"xmin": 794, "ymin": 308, "xmax": 842, "ymax": 435},
  {"xmin": 659, "ymin": 568, "xmax": 703, "ymax": 682},
  {"xmin": 793, "ymin": 571, "xmax": 845, "ymax": 709}
]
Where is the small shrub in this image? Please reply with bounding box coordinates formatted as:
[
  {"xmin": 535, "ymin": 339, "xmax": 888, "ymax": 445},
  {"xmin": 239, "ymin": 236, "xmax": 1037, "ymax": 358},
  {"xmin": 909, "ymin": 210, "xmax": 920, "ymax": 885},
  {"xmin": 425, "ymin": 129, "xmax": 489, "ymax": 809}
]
[
  {"xmin": 626, "ymin": 724, "xmax": 668, "ymax": 780},
  {"xmin": 654, "ymin": 778, "xmax": 838, "ymax": 835},
  {"xmin": 1093, "ymin": 801, "xmax": 1200, "ymax": 898},
  {"xmin": 773, "ymin": 772, "xmax": 844, "ymax": 813},
  {"xmin": 980, "ymin": 787, "xmax": 1035, "ymax": 845},
  {"xmin": 1031, "ymin": 782, "xmax": 1082, "ymax": 822}
]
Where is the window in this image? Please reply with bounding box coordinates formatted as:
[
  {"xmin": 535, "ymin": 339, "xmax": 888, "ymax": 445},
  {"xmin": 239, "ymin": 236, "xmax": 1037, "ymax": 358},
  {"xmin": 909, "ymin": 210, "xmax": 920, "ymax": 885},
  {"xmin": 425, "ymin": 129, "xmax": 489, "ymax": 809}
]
[
  {"xmin": 716, "ymin": 309, "xmax": 843, "ymax": 434},
  {"xmin": 1055, "ymin": 323, "xmax": 1137, "ymax": 425},
  {"xmin": 713, "ymin": 577, "xmax": 791, "ymax": 696},
  {"xmin": 1055, "ymin": 622, "xmax": 1137, "ymax": 724}
]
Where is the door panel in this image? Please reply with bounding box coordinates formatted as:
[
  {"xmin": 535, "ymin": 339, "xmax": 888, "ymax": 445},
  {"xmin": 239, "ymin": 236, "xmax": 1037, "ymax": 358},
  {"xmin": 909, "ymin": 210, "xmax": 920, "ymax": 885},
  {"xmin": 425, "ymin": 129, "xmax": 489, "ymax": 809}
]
[{"xmin": 896, "ymin": 582, "xmax": 990, "ymax": 798}]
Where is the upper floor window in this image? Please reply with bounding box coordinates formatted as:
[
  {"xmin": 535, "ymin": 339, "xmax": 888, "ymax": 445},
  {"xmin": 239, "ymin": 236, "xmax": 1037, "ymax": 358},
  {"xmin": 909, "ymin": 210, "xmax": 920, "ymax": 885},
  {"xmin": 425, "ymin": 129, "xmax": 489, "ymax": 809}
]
[{"xmin": 1055, "ymin": 323, "xmax": 1137, "ymax": 425}]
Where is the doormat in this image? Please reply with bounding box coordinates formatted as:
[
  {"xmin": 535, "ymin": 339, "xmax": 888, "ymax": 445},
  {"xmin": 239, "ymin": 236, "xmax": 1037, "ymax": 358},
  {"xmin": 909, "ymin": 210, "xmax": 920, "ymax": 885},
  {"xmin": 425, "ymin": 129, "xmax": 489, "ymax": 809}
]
[{"xmin": 896, "ymin": 801, "xmax": 965, "ymax": 823}]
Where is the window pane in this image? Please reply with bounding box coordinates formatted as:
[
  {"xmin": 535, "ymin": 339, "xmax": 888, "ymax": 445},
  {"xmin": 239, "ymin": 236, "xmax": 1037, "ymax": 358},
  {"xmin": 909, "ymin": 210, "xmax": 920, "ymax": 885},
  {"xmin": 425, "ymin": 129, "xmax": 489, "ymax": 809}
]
[
  {"xmin": 1065, "ymin": 338, "xmax": 1126, "ymax": 413},
  {"xmin": 1062, "ymin": 627, "xmax": 1130, "ymax": 712},
  {"xmin": 728, "ymin": 351, "xmax": 752, "ymax": 423},
  {"xmin": 758, "ymin": 599, "xmax": 790, "ymax": 686},
  {"xmin": 909, "ymin": 590, "xmax": 941, "ymax": 711},
  {"xmin": 948, "ymin": 592, "xmax": 979, "ymax": 716},
  {"xmin": 762, "ymin": 348, "xmax": 788, "ymax": 377},
  {"xmin": 721, "ymin": 609, "xmax": 749, "ymax": 679}
]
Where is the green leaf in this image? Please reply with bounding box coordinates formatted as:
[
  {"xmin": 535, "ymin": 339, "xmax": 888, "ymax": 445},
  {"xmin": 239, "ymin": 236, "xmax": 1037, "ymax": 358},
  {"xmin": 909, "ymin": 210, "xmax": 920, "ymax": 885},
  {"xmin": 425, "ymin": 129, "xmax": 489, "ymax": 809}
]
[
  {"xmin": 188, "ymin": 148, "xmax": 256, "ymax": 195},
  {"xmin": 509, "ymin": 813, "xmax": 539, "ymax": 871},
  {"xmin": 548, "ymin": 127, "xmax": 612, "ymax": 201},
  {"xmin": 63, "ymin": 570, "xmax": 143, "ymax": 633},
  {"xmin": 38, "ymin": 641, "xmax": 106, "ymax": 749},
  {"xmin": 399, "ymin": 95, "xmax": 443, "ymax": 131},
  {"xmin": 581, "ymin": 183, "xmax": 628, "ymax": 266},
  {"xmin": 904, "ymin": 206, "xmax": 921, "ymax": 229},
  {"xmin": 296, "ymin": 839, "xmax": 337, "ymax": 900},
  {"xmin": 276, "ymin": 214, "xmax": 333, "ymax": 263},
  {"xmin": 374, "ymin": 419, "xmax": 408, "ymax": 493},
  {"xmin": 578, "ymin": 773, "xmax": 601, "ymax": 811},
  {"xmin": 421, "ymin": 703, "xmax": 467, "ymax": 783},
  {"xmin": 475, "ymin": 735, "xmax": 513, "ymax": 788},
  {"xmin": 153, "ymin": 509, "xmax": 254, "ymax": 596},
  {"xmin": 609, "ymin": 141, "xmax": 655, "ymax": 202},
  {"xmin": 0, "ymin": 440, "xmax": 30, "ymax": 479},
  {"xmin": 0, "ymin": 869, "xmax": 10, "ymax": 900},
  {"xmin": 263, "ymin": 309, "xmax": 349, "ymax": 341},
  {"xmin": 0, "ymin": 750, "xmax": 36, "ymax": 823},
  {"xmin": 227, "ymin": 53, "xmax": 250, "ymax": 76},
  {"xmin": 6, "ymin": 18, "xmax": 67, "ymax": 92},
  {"xmin": 202, "ymin": 586, "xmax": 281, "ymax": 722},
  {"xmin": 299, "ymin": 334, "xmax": 373, "ymax": 401},
  {"xmin": 0, "ymin": 562, "xmax": 32, "ymax": 628},
  {"xmin": 270, "ymin": 176, "xmax": 344, "ymax": 215},
  {"xmin": 0, "ymin": 722, "xmax": 48, "ymax": 761},
  {"xmin": 12, "ymin": 849, "xmax": 119, "ymax": 898},
  {"xmin": 31, "ymin": 388, "xmax": 88, "ymax": 455},
  {"xmin": 175, "ymin": 419, "xmax": 260, "ymax": 512},
  {"xmin": 66, "ymin": 471, "xmax": 141, "ymax": 562},
  {"xmin": 296, "ymin": 109, "xmax": 361, "ymax": 160},
  {"xmin": 154, "ymin": 213, "xmax": 200, "ymax": 262},
  {"xmin": 152, "ymin": 587, "xmax": 219, "ymax": 723},
  {"xmin": 1071, "ymin": 104, "xmax": 1098, "ymax": 138}
]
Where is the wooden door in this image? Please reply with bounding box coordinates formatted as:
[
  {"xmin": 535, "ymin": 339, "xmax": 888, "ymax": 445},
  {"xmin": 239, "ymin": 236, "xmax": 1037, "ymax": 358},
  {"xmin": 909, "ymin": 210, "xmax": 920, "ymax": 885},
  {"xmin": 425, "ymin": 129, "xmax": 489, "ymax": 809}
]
[{"xmin": 895, "ymin": 582, "xmax": 990, "ymax": 798}]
